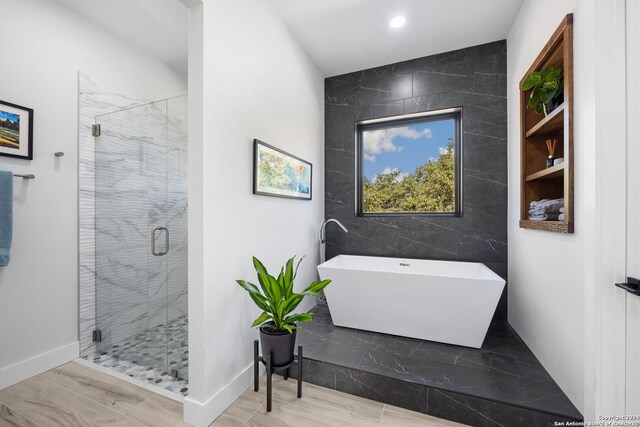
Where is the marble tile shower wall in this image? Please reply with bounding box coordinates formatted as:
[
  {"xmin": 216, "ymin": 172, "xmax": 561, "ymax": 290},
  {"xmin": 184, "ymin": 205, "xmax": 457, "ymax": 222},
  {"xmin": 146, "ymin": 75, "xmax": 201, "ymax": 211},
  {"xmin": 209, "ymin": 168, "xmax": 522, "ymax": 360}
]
[
  {"xmin": 166, "ymin": 97, "xmax": 188, "ymax": 324},
  {"xmin": 95, "ymin": 102, "xmax": 164, "ymax": 347},
  {"xmin": 79, "ymin": 73, "xmax": 151, "ymax": 356},
  {"xmin": 79, "ymin": 74, "xmax": 188, "ymax": 357},
  {"xmin": 324, "ymin": 41, "xmax": 508, "ymax": 318},
  {"xmin": 95, "ymin": 100, "xmax": 188, "ymax": 346}
]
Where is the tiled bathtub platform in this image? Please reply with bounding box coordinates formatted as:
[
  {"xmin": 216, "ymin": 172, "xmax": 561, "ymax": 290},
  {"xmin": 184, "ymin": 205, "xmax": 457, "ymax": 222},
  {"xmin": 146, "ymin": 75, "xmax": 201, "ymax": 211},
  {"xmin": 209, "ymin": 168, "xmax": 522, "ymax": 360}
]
[{"xmin": 285, "ymin": 304, "xmax": 582, "ymax": 427}]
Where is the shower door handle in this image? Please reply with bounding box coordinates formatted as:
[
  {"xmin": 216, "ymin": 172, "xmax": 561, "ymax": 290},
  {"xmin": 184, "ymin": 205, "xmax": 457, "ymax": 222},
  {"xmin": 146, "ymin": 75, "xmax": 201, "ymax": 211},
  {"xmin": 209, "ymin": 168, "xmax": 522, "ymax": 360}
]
[{"xmin": 151, "ymin": 227, "xmax": 169, "ymax": 256}]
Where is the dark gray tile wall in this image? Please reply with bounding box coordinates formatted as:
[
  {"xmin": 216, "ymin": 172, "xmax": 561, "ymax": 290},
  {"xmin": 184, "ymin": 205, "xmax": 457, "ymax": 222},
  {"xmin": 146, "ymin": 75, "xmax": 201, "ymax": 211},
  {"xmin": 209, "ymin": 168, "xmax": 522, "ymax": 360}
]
[{"xmin": 324, "ymin": 41, "xmax": 508, "ymax": 318}]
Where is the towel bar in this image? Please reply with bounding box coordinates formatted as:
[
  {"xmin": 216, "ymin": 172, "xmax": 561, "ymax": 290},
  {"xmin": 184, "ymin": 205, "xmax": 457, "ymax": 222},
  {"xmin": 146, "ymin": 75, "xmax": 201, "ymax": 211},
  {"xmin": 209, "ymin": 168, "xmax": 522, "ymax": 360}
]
[{"xmin": 13, "ymin": 174, "xmax": 35, "ymax": 180}]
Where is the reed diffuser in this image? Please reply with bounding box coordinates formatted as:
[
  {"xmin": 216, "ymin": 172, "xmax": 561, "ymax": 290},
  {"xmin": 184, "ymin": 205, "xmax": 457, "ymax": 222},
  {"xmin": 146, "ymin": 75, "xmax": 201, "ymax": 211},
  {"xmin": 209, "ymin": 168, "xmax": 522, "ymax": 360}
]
[{"xmin": 545, "ymin": 138, "xmax": 558, "ymax": 168}]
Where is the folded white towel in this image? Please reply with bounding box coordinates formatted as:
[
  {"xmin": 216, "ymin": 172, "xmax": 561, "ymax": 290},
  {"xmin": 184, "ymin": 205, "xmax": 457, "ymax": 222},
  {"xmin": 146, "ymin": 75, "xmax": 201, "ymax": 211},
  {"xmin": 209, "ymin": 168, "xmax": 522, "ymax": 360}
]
[
  {"xmin": 529, "ymin": 213, "xmax": 561, "ymax": 221},
  {"xmin": 559, "ymin": 207, "xmax": 564, "ymax": 213},
  {"xmin": 530, "ymin": 199, "xmax": 550, "ymax": 207},
  {"xmin": 529, "ymin": 198, "xmax": 564, "ymax": 215},
  {"xmin": 559, "ymin": 213, "xmax": 565, "ymax": 221}
]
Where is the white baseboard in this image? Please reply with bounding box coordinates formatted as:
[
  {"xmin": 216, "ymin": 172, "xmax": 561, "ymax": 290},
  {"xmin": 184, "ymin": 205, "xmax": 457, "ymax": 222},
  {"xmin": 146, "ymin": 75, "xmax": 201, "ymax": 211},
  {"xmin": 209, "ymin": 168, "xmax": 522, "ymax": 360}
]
[
  {"xmin": 0, "ymin": 342, "xmax": 79, "ymax": 390},
  {"xmin": 183, "ymin": 364, "xmax": 254, "ymax": 427}
]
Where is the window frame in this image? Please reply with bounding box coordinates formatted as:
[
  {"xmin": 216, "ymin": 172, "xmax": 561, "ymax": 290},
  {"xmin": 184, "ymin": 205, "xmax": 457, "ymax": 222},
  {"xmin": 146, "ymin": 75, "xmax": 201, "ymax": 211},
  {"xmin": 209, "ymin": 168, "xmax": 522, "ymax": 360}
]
[{"xmin": 355, "ymin": 108, "xmax": 463, "ymax": 217}]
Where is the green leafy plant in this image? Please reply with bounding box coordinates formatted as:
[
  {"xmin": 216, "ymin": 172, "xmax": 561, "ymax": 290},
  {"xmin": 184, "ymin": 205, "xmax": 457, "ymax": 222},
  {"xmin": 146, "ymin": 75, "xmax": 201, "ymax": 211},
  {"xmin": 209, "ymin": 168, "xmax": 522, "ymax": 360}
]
[
  {"xmin": 522, "ymin": 66, "xmax": 564, "ymax": 115},
  {"xmin": 236, "ymin": 256, "xmax": 331, "ymax": 333}
]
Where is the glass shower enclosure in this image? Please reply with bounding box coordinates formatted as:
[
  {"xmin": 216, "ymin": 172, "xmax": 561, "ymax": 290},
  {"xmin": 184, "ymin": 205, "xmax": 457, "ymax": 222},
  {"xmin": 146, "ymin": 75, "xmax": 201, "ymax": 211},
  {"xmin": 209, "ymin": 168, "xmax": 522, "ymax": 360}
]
[{"xmin": 93, "ymin": 96, "xmax": 188, "ymax": 382}]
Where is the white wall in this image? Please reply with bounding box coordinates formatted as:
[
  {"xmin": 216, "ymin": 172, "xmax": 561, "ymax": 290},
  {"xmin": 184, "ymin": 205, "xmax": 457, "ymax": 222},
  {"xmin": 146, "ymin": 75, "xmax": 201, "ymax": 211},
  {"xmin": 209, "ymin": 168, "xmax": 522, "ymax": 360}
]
[
  {"xmin": 507, "ymin": 0, "xmax": 595, "ymax": 414},
  {"xmin": 184, "ymin": 0, "xmax": 324, "ymax": 424},
  {"xmin": 0, "ymin": 0, "xmax": 186, "ymax": 388}
]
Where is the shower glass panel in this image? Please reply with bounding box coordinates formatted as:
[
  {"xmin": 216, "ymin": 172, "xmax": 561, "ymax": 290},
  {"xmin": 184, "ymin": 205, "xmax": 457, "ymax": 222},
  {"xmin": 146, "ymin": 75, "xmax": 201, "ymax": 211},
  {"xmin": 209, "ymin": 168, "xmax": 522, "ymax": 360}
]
[
  {"xmin": 166, "ymin": 96, "xmax": 188, "ymax": 379},
  {"xmin": 94, "ymin": 96, "xmax": 188, "ymax": 381}
]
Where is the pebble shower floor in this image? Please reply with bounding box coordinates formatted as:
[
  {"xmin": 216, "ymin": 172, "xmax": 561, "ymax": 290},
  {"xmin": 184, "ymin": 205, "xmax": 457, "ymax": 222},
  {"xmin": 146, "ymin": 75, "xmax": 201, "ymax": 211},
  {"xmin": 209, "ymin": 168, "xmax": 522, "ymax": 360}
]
[{"xmin": 82, "ymin": 315, "xmax": 189, "ymax": 396}]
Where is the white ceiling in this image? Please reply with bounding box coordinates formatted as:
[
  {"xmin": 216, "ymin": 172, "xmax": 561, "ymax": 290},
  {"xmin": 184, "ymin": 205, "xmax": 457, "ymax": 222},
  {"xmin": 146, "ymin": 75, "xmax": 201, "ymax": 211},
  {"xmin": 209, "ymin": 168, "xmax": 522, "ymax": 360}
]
[
  {"xmin": 267, "ymin": 0, "xmax": 524, "ymax": 76},
  {"xmin": 54, "ymin": 0, "xmax": 523, "ymax": 78},
  {"xmin": 56, "ymin": 0, "xmax": 188, "ymax": 74}
]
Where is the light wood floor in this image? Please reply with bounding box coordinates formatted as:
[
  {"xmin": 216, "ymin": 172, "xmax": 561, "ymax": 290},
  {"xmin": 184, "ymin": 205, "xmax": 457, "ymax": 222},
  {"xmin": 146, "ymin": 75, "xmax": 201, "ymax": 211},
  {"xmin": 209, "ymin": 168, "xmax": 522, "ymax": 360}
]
[{"xmin": 0, "ymin": 361, "xmax": 463, "ymax": 426}]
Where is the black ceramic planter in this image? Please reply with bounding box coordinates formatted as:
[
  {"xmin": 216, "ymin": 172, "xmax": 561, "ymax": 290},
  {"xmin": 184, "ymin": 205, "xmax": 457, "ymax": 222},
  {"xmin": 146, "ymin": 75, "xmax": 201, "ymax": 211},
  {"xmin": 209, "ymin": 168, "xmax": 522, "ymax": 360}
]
[
  {"xmin": 259, "ymin": 323, "xmax": 297, "ymax": 367},
  {"xmin": 545, "ymin": 95, "xmax": 563, "ymax": 115}
]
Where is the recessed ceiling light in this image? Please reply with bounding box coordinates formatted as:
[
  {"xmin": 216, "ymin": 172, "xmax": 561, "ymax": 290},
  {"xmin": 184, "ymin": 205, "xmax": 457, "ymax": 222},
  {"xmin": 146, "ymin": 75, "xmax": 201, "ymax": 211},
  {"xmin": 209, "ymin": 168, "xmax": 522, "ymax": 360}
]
[{"xmin": 389, "ymin": 16, "xmax": 406, "ymax": 29}]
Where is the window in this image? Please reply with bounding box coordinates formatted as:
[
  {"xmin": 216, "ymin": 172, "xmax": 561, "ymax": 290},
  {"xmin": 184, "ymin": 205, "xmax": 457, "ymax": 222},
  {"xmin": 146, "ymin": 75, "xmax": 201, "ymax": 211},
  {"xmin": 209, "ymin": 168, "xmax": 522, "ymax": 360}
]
[{"xmin": 356, "ymin": 108, "xmax": 462, "ymax": 216}]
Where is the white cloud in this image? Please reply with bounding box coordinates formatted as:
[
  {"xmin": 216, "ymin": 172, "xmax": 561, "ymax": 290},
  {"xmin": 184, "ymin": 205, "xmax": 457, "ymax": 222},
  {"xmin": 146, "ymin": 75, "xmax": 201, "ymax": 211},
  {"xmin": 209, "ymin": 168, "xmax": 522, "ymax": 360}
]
[
  {"xmin": 363, "ymin": 126, "xmax": 432, "ymax": 161},
  {"xmin": 428, "ymin": 156, "xmax": 437, "ymax": 162},
  {"xmin": 395, "ymin": 173, "xmax": 409, "ymax": 182},
  {"xmin": 374, "ymin": 167, "xmax": 409, "ymax": 183},
  {"xmin": 439, "ymin": 146, "xmax": 454, "ymax": 155}
]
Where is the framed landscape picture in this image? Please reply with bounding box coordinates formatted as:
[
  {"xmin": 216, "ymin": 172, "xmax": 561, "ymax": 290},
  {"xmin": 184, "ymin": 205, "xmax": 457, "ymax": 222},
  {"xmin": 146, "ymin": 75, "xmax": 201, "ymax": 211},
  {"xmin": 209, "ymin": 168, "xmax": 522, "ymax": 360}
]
[
  {"xmin": 253, "ymin": 139, "xmax": 312, "ymax": 200},
  {"xmin": 0, "ymin": 100, "xmax": 33, "ymax": 160}
]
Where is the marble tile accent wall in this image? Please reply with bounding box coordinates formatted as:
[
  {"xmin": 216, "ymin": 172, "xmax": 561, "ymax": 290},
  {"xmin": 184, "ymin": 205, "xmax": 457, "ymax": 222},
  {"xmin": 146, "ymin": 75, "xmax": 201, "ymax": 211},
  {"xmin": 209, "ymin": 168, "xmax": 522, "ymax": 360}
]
[
  {"xmin": 79, "ymin": 74, "xmax": 188, "ymax": 375},
  {"xmin": 79, "ymin": 73, "xmax": 153, "ymax": 357},
  {"xmin": 324, "ymin": 41, "xmax": 508, "ymax": 318}
]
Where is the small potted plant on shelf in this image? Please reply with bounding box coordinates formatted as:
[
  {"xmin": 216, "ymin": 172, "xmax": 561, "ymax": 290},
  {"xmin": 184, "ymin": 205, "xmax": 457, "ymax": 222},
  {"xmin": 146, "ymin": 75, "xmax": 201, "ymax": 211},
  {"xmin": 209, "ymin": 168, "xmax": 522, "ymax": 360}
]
[
  {"xmin": 236, "ymin": 256, "xmax": 331, "ymax": 366},
  {"xmin": 522, "ymin": 66, "xmax": 564, "ymax": 116}
]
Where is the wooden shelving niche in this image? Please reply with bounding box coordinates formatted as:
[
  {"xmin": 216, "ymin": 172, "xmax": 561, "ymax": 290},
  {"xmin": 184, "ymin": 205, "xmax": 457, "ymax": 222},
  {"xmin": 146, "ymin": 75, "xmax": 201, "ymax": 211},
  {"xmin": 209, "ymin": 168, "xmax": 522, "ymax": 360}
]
[{"xmin": 519, "ymin": 14, "xmax": 574, "ymax": 233}]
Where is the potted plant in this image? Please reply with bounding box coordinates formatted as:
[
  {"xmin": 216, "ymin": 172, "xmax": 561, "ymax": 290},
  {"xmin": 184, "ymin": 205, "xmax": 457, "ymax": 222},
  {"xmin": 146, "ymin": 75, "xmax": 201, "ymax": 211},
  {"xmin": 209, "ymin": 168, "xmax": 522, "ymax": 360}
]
[
  {"xmin": 236, "ymin": 256, "xmax": 331, "ymax": 366},
  {"xmin": 522, "ymin": 66, "xmax": 564, "ymax": 116}
]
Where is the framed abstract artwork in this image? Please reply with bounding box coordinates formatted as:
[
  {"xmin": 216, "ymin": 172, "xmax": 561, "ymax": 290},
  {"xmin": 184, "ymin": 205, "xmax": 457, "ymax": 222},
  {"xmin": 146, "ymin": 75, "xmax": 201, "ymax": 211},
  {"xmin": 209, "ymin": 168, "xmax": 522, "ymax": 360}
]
[
  {"xmin": 253, "ymin": 139, "xmax": 312, "ymax": 200},
  {"xmin": 0, "ymin": 100, "xmax": 33, "ymax": 160}
]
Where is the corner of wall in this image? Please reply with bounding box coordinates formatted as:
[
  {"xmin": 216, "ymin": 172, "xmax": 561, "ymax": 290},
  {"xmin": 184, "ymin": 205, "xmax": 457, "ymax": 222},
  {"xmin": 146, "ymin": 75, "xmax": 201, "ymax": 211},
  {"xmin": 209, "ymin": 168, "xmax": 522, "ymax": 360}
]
[
  {"xmin": 187, "ymin": 1, "xmax": 324, "ymax": 425},
  {"xmin": 183, "ymin": 363, "xmax": 254, "ymax": 427},
  {"xmin": 186, "ymin": 0, "xmax": 205, "ymax": 408}
]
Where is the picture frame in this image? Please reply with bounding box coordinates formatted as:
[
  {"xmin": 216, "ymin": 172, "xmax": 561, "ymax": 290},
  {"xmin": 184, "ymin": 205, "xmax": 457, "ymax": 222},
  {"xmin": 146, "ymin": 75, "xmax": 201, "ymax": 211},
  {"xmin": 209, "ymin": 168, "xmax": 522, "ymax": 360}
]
[
  {"xmin": 253, "ymin": 139, "xmax": 312, "ymax": 200},
  {"xmin": 0, "ymin": 100, "xmax": 33, "ymax": 160}
]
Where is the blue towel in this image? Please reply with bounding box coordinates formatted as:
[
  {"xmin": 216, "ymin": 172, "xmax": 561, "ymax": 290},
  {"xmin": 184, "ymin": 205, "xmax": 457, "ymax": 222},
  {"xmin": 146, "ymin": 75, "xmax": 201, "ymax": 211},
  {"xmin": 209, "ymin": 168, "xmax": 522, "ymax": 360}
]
[{"xmin": 0, "ymin": 171, "xmax": 13, "ymax": 267}]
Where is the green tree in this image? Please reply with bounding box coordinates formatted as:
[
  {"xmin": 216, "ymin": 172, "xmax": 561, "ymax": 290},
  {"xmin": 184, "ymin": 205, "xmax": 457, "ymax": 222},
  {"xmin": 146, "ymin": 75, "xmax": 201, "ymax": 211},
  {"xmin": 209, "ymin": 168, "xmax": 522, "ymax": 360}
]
[{"xmin": 363, "ymin": 140, "xmax": 455, "ymax": 213}]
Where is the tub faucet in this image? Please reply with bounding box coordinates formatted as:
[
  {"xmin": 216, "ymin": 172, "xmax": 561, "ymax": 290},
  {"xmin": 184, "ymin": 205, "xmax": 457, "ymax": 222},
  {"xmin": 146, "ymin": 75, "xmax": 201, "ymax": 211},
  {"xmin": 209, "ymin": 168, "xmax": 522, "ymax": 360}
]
[
  {"xmin": 320, "ymin": 218, "xmax": 348, "ymax": 244},
  {"xmin": 319, "ymin": 219, "xmax": 348, "ymax": 264},
  {"xmin": 318, "ymin": 219, "xmax": 348, "ymax": 303}
]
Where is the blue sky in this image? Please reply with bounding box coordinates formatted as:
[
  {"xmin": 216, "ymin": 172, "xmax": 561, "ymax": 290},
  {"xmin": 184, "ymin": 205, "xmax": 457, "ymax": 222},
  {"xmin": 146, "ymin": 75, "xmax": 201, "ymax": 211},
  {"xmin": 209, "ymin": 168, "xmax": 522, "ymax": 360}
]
[
  {"xmin": 362, "ymin": 119, "xmax": 454, "ymax": 181},
  {"xmin": 0, "ymin": 110, "xmax": 19, "ymax": 122}
]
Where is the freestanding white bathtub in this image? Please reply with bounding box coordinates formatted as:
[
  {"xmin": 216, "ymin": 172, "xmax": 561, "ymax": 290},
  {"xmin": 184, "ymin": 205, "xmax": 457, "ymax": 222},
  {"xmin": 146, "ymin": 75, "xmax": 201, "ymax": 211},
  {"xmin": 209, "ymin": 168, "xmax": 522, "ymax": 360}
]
[{"xmin": 317, "ymin": 255, "xmax": 505, "ymax": 348}]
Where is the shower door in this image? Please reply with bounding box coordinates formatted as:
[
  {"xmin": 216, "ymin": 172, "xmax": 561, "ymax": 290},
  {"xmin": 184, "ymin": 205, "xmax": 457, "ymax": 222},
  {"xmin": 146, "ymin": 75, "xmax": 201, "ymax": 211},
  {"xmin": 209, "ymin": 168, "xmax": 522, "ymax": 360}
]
[{"xmin": 94, "ymin": 97, "xmax": 188, "ymax": 380}]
